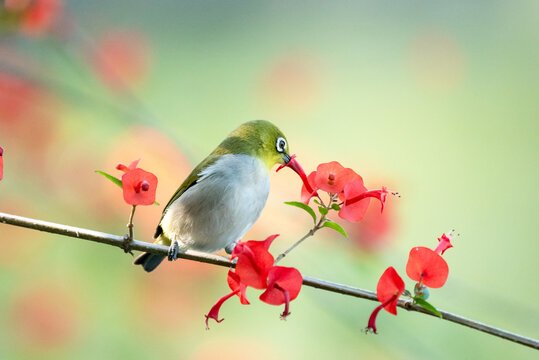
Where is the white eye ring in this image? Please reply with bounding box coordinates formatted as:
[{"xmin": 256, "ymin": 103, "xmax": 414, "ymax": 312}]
[{"xmin": 276, "ymin": 137, "xmax": 287, "ymax": 153}]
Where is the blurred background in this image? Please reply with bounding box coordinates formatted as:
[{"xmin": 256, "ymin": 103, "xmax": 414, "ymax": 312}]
[{"xmin": 0, "ymin": 1, "xmax": 538, "ymax": 359}]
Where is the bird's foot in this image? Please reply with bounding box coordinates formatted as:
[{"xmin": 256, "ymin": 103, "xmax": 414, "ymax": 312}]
[
  {"xmin": 122, "ymin": 234, "xmax": 134, "ymax": 256},
  {"xmin": 168, "ymin": 240, "xmax": 179, "ymax": 261}
]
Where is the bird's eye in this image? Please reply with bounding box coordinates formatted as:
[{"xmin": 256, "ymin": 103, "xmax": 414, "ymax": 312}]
[{"xmin": 276, "ymin": 137, "xmax": 286, "ymax": 153}]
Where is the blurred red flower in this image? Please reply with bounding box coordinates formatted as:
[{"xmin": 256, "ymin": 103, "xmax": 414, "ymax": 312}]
[
  {"xmin": 10, "ymin": 285, "xmax": 78, "ymax": 348},
  {"xmin": 366, "ymin": 266, "xmax": 405, "ymax": 334},
  {"xmin": 6, "ymin": 0, "xmax": 64, "ymax": 36},
  {"xmin": 90, "ymin": 29, "xmax": 152, "ymax": 92},
  {"xmin": 406, "ymin": 247, "xmax": 449, "ymax": 288}
]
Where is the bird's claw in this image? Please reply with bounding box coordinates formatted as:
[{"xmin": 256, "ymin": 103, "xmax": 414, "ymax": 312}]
[
  {"xmin": 122, "ymin": 234, "xmax": 134, "ymax": 256},
  {"xmin": 168, "ymin": 241, "xmax": 179, "ymax": 261}
]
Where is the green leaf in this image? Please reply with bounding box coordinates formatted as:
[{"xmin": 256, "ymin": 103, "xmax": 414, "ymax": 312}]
[
  {"xmin": 314, "ymin": 199, "xmax": 321, "ymax": 206},
  {"xmin": 331, "ymin": 203, "xmax": 341, "ymax": 211},
  {"xmin": 96, "ymin": 170, "xmax": 122, "ymax": 188},
  {"xmin": 318, "ymin": 206, "xmax": 329, "ymax": 216},
  {"xmin": 153, "ymin": 201, "xmax": 160, "ymax": 206},
  {"xmin": 402, "ymin": 289, "xmax": 412, "ymax": 298},
  {"xmin": 284, "ymin": 201, "xmax": 317, "ymax": 224},
  {"xmin": 414, "ymin": 298, "xmax": 442, "ymax": 318},
  {"xmin": 322, "ymin": 220, "xmax": 348, "ymax": 238}
]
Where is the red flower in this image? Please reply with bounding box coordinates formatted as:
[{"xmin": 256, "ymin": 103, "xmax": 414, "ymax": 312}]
[
  {"xmin": 259, "ymin": 266, "xmax": 303, "ymax": 319},
  {"xmin": 120, "ymin": 168, "xmax": 158, "ymax": 206},
  {"xmin": 314, "ymin": 161, "xmax": 359, "ymax": 194},
  {"xmin": 406, "ymin": 247, "xmax": 449, "ymax": 288},
  {"xmin": 434, "ymin": 232, "xmax": 454, "ymax": 255},
  {"xmin": 366, "ymin": 267, "xmax": 405, "ymax": 334},
  {"xmin": 206, "ymin": 234, "xmax": 304, "ymax": 328},
  {"xmin": 231, "ymin": 235, "xmax": 278, "ymax": 289},
  {"xmin": 0, "ymin": 146, "xmax": 4, "ymax": 181},
  {"xmin": 116, "ymin": 159, "xmax": 157, "ymax": 206}
]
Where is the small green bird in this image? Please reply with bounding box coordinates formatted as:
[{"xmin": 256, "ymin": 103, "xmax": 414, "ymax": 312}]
[{"xmin": 134, "ymin": 120, "xmax": 293, "ymax": 272}]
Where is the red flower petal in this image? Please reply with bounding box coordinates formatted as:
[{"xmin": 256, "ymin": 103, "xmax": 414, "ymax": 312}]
[
  {"xmin": 314, "ymin": 161, "xmax": 359, "ymax": 194},
  {"xmin": 204, "ymin": 289, "xmax": 239, "ymax": 330},
  {"xmin": 121, "ymin": 168, "xmax": 158, "ymax": 206},
  {"xmin": 227, "ymin": 270, "xmax": 249, "ymax": 305},
  {"xmin": 233, "ymin": 239, "xmax": 275, "ymax": 289},
  {"xmin": 116, "ymin": 158, "xmax": 140, "ymax": 173},
  {"xmin": 338, "ymin": 179, "xmax": 370, "ymax": 222},
  {"xmin": 366, "ymin": 292, "xmax": 400, "ymax": 334},
  {"xmin": 300, "ymin": 171, "xmax": 318, "ymax": 204},
  {"xmin": 376, "ymin": 266, "xmax": 405, "ymax": 315},
  {"xmin": 259, "ymin": 266, "xmax": 303, "ymax": 318},
  {"xmin": 406, "ymin": 247, "xmax": 449, "ymax": 288}
]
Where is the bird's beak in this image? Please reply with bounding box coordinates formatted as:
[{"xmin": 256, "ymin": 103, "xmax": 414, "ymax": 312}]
[{"xmin": 283, "ymin": 153, "xmax": 292, "ymax": 164}]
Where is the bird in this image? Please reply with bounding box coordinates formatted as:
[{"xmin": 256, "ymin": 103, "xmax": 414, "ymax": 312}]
[{"xmin": 134, "ymin": 120, "xmax": 293, "ymax": 272}]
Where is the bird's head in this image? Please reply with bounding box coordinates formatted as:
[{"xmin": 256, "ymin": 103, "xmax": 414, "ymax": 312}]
[{"xmin": 217, "ymin": 120, "xmax": 291, "ymax": 169}]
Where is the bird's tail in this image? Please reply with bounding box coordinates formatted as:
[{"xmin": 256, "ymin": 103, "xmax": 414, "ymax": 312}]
[{"xmin": 133, "ymin": 252, "xmax": 165, "ymax": 272}]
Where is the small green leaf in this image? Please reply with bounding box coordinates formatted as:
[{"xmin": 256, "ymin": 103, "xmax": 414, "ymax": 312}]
[
  {"xmin": 154, "ymin": 201, "xmax": 160, "ymax": 206},
  {"xmin": 331, "ymin": 203, "xmax": 341, "ymax": 211},
  {"xmin": 322, "ymin": 220, "xmax": 348, "ymax": 238},
  {"xmin": 96, "ymin": 170, "xmax": 122, "ymax": 188},
  {"xmin": 402, "ymin": 289, "xmax": 412, "ymax": 298},
  {"xmin": 284, "ymin": 201, "xmax": 317, "ymax": 224},
  {"xmin": 314, "ymin": 199, "xmax": 321, "ymax": 206},
  {"xmin": 318, "ymin": 206, "xmax": 329, "ymax": 216},
  {"xmin": 414, "ymin": 298, "xmax": 442, "ymax": 318}
]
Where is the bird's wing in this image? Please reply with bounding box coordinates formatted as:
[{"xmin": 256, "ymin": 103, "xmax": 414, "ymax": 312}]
[{"xmin": 153, "ymin": 155, "xmax": 219, "ymax": 238}]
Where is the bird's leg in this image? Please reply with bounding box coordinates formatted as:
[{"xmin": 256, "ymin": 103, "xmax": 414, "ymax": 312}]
[
  {"xmin": 224, "ymin": 241, "xmax": 238, "ymax": 255},
  {"xmin": 168, "ymin": 240, "xmax": 179, "ymax": 261}
]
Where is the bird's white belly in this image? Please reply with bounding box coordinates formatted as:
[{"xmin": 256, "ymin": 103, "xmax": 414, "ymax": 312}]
[{"xmin": 160, "ymin": 154, "xmax": 270, "ymax": 252}]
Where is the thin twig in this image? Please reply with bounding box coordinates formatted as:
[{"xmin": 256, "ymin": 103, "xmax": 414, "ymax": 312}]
[
  {"xmin": 128, "ymin": 205, "xmax": 136, "ymax": 239},
  {"xmin": 0, "ymin": 211, "xmax": 537, "ymax": 350},
  {"xmin": 275, "ymin": 216, "xmax": 325, "ymax": 263}
]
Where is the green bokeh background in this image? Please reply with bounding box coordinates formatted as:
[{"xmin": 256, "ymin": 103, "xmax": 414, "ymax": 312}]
[{"xmin": 0, "ymin": 1, "xmax": 538, "ymax": 359}]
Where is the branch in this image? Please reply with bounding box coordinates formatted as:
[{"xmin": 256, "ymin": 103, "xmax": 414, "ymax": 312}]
[{"xmin": 0, "ymin": 212, "xmax": 537, "ymax": 350}]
